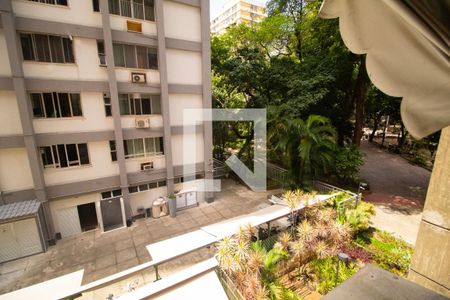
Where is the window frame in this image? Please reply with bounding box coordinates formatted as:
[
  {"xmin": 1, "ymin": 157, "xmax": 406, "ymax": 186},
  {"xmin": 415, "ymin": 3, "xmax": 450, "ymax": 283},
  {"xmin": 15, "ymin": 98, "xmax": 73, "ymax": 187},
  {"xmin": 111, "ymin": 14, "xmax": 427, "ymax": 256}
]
[
  {"xmin": 112, "ymin": 43, "xmax": 157, "ymax": 70},
  {"xmin": 20, "ymin": 33, "xmax": 75, "ymax": 64},
  {"xmin": 30, "ymin": 92, "xmax": 83, "ymax": 119},
  {"xmin": 40, "ymin": 143, "xmax": 90, "ymax": 169},
  {"xmin": 117, "ymin": 94, "xmax": 161, "ymax": 116},
  {"xmin": 116, "ymin": 137, "xmax": 163, "ymax": 160},
  {"xmin": 108, "ymin": 0, "xmax": 155, "ymax": 21}
]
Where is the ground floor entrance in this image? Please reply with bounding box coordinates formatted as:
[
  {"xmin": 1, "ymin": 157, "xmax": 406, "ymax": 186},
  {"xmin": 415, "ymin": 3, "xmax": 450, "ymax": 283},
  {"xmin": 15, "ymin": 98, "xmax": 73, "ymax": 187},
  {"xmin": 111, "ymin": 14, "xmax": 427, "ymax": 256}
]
[
  {"xmin": 57, "ymin": 202, "xmax": 99, "ymax": 238},
  {"xmin": 100, "ymin": 197, "xmax": 124, "ymax": 232}
]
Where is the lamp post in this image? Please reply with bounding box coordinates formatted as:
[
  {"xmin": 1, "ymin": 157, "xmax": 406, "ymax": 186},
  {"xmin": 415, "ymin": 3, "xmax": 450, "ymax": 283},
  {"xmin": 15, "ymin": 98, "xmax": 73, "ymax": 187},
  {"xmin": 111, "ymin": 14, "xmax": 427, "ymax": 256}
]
[
  {"xmin": 335, "ymin": 252, "xmax": 350, "ymax": 287},
  {"xmin": 355, "ymin": 182, "xmax": 367, "ymax": 208}
]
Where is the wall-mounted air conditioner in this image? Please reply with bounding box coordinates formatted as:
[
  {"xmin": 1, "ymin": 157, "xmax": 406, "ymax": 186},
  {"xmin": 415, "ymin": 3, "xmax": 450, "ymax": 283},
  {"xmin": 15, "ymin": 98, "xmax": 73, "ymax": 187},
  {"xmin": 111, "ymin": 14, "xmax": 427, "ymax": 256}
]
[
  {"xmin": 135, "ymin": 117, "xmax": 150, "ymax": 128},
  {"xmin": 140, "ymin": 162, "xmax": 154, "ymax": 171},
  {"xmin": 131, "ymin": 72, "xmax": 146, "ymax": 83},
  {"xmin": 127, "ymin": 20, "xmax": 143, "ymax": 33}
]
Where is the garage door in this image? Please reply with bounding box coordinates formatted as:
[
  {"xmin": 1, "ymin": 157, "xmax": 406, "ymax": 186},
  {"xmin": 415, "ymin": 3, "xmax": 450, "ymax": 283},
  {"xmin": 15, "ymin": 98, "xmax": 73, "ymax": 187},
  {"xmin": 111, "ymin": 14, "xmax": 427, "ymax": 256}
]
[
  {"xmin": 0, "ymin": 218, "xmax": 43, "ymax": 263},
  {"xmin": 57, "ymin": 206, "xmax": 81, "ymax": 238}
]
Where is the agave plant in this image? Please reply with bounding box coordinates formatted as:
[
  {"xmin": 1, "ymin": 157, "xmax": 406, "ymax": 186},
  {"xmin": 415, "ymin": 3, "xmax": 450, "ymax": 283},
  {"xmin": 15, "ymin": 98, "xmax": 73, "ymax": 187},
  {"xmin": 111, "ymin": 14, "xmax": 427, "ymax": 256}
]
[
  {"xmin": 315, "ymin": 240, "xmax": 330, "ymax": 259},
  {"xmin": 275, "ymin": 232, "xmax": 292, "ymax": 251}
]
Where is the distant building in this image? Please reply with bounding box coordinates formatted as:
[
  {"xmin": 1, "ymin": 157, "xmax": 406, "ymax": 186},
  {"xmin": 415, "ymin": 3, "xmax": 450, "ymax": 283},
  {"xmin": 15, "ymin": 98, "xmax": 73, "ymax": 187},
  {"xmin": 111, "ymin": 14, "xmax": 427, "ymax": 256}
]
[{"xmin": 211, "ymin": 0, "xmax": 267, "ymax": 35}]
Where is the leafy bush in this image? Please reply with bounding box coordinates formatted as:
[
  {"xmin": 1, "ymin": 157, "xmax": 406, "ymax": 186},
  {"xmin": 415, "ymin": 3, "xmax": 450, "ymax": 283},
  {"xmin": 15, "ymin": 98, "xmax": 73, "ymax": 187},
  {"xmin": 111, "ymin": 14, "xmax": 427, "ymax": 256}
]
[
  {"xmin": 310, "ymin": 257, "xmax": 358, "ymax": 294},
  {"xmin": 334, "ymin": 145, "xmax": 364, "ymax": 184},
  {"xmin": 367, "ymin": 231, "xmax": 413, "ymax": 276},
  {"xmin": 343, "ymin": 201, "xmax": 375, "ymax": 235}
]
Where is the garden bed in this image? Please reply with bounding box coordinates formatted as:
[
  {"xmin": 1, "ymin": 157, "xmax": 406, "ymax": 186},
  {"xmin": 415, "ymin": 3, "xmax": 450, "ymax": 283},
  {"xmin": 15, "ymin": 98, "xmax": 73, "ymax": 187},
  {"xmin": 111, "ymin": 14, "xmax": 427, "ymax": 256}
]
[{"xmin": 215, "ymin": 190, "xmax": 414, "ymax": 299}]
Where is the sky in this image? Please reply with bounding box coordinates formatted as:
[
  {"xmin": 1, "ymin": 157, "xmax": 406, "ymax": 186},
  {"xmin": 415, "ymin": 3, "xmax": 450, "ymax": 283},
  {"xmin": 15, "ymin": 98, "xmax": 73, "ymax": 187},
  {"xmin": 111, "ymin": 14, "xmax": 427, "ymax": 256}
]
[{"xmin": 210, "ymin": 0, "xmax": 269, "ymax": 20}]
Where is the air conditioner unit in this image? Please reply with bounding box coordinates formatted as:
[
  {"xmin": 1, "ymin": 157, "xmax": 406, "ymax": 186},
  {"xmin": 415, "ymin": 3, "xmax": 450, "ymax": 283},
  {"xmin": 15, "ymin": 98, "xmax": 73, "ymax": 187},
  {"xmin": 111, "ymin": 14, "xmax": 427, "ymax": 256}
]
[
  {"xmin": 131, "ymin": 72, "xmax": 146, "ymax": 83},
  {"xmin": 135, "ymin": 117, "xmax": 150, "ymax": 128},
  {"xmin": 141, "ymin": 162, "xmax": 154, "ymax": 171},
  {"xmin": 127, "ymin": 20, "xmax": 143, "ymax": 33}
]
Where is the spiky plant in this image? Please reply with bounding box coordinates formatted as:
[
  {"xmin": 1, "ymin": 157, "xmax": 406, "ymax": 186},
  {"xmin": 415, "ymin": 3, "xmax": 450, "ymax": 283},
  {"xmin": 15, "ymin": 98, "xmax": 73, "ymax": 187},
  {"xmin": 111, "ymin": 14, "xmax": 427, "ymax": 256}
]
[
  {"xmin": 276, "ymin": 232, "xmax": 292, "ymax": 251},
  {"xmin": 248, "ymin": 250, "xmax": 264, "ymax": 273},
  {"xmin": 296, "ymin": 219, "xmax": 315, "ymax": 243},
  {"xmin": 315, "ymin": 240, "xmax": 330, "ymax": 259},
  {"xmin": 255, "ymin": 286, "xmax": 269, "ymax": 300},
  {"xmin": 284, "ymin": 190, "xmax": 300, "ymax": 233}
]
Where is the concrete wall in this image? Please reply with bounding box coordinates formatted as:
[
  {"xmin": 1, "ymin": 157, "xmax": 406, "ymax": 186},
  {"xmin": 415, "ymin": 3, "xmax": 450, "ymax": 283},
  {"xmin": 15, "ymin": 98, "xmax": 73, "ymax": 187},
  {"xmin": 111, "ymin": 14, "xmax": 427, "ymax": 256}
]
[
  {"xmin": 171, "ymin": 133, "xmax": 204, "ymax": 166},
  {"xmin": 0, "ymin": 147, "xmax": 34, "ymax": 192},
  {"xmin": 0, "ymin": 91, "xmax": 23, "ymax": 135},
  {"xmin": 166, "ymin": 49, "xmax": 202, "ymax": 85},
  {"xmin": 164, "ymin": 1, "xmax": 201, "ymax": 42},
  {"xmin": 168, "ymin": 94, "xmax": 203, "ymax": 126},
  {"xmin": 409, "ymin": 126, "xmax": 450, "ymax": 297},
  {"xmin": 0, "ymin": 30, "xmax": 12, "ymax": 76},
  {"xmin": 12, "ymin": 0, "xmax": 102, "ymax": 27}
]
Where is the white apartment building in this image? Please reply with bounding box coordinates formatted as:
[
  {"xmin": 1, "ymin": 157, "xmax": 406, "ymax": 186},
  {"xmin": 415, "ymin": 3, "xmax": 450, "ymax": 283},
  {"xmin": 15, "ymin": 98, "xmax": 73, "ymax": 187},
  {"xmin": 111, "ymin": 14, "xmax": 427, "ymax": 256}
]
[
  {"xmin": 211, "ymin": 0, "xmax": 267, "ymax": 35},
  {"xmin": 0, "ymin": 0, "xmax": 213, "ymax": 262}
]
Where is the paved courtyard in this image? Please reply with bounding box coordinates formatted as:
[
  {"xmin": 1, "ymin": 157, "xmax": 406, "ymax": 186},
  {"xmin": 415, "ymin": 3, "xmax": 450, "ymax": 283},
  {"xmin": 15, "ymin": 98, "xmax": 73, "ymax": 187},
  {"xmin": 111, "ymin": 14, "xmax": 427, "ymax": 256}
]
[
  {"xmin": 0, "ymin": 179, "xmax": 279, "ymax": 297},
  {"xmin": 360, "ymin": 141, "xmax": 431, "ymax": 245}
]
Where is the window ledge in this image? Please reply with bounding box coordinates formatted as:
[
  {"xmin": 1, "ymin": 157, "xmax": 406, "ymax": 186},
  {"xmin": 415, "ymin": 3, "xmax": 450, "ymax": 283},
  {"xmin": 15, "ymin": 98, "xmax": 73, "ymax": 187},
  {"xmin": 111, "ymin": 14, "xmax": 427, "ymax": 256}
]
[
  {"xmin": 16, "ymin": 0, "xmax": 71, "ymax": 10},
  {"xmin": 124, "ymin": 154, "xmax": 165, "ymax": 161},
  {"xmin": 23, "ymin": 61, "xmax": 78, "ymax": 67},
  {"xmin": 43, "ymin": 164, "xmax": 93, "ymax": 172},
  {"xmin": 33, "ymin": 117, "xmax": 86, "ymax": 121}
]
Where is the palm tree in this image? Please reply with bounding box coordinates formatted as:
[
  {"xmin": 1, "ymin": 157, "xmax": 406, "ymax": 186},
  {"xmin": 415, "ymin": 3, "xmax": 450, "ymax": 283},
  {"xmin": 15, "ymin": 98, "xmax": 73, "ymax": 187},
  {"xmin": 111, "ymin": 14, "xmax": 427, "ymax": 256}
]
[{"xmin": 269, "ymin": 113, "xmax": 337, "ymax": 186}]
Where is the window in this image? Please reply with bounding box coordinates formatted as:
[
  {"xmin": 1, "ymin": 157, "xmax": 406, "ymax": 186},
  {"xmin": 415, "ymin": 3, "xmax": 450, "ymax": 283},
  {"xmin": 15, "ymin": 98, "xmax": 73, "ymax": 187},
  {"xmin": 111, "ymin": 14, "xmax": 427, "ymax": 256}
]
[
  {"xmin": 26, "ymin": 0, "xmax": 68, "ymax": 6},
  {"xmin": 112, "ymin": 43, "xmax": 157, "ymax": 69},
  {"xmin": 40, "ymin": 143, "xmax": 89, "ymax": 168},
  {"xmin": 128, "ymin": 180, "xmax": 166, "ymax": 194},
  {"xmin": 118, "ymin": 94, "xmax": 161, "ymax": 116},
  {"xmin": 101, "ymin": 189, "xmax": 122, "ymax": 199},
  {"xmin": 109, "ymin": 141, "xmax": 117, "ymax": 161},
  {"xmin": 97, "ymin": 40, "xmax": 106, "ymax": 66},
  {"xmin": 20, "ymin": 33, "xmax": 74, "ymax": 63},
  {"xmin": 104, "ymin": 93, "xmax": 112, "ymax": 116},
  {"xmin": 30, "ymin": 92, "xmax": 82, "ymax": 118},
  {"xmin": 108, "ymin": 0, "xmax": 155, "ymax": 21},
  {"xmin": 110, "ymin": 137, "xmax": 163, "ymax": 160},
  {"xmin": 92, "ymin": 0, "xmax": 100, "ymax": 12}
]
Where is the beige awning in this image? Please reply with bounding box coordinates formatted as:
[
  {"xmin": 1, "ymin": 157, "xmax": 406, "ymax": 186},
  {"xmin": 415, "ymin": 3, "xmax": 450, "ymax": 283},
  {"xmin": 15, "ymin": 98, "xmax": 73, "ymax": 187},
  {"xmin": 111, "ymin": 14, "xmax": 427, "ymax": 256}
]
[{"xmin": 319, "ymin": 0, "xmax": 450, "ymax": 139}]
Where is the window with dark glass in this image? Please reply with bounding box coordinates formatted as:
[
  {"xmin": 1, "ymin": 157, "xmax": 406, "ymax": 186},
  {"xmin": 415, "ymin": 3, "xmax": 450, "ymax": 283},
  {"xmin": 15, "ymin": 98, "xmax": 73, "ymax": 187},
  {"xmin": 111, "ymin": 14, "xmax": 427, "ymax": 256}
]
[
  {"xmin": 26, "ymin": 0, "xmax": 68, "ymax": 6},
  {"xmin": 118, "ymin": 94, "xmax": 161, "ymax": 116},
  {"xmin": 97, "ymin": 40, "xmax": 106, "ymax": 65},
  {"xmin": 112, "ymin": 43, "xmax": 157, "ymax": 69},
  {"xmin": 30, "ymin": 92, "xmax": 82, "ymax": 118},
  {"xmin": 20, "ymin": 33, "xmax": 74, "ymax": 63},
  {"xmin": 128, "ymin": 179, "xmax": 166, "ymax": 194},
  {"xmin": 92, "ymin": 0, "xmax": 100, "ymax": 12},
  {"xmin": 108, "ymin": 0, "xmax": 154, "ymax": 21},
  {"xmin": 101, "ymin": 189, "xmax": 122, "ymax": 199},
  {"xmin": 40, "ymin": 143, "xmax": 89, "ymax": 168},
  {"xmin": 104, "ymin": 93, "xmax": 112, "ymax": 116},
  {"xmin": 109, "ymin": 141, "xmax": 117, "ymax": 161}
]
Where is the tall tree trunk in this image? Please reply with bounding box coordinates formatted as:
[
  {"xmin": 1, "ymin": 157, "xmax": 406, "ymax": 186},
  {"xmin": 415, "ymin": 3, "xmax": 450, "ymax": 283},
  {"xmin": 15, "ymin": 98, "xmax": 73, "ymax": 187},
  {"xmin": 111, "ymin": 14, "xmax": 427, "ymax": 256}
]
[
  {"xmin": 352, "ymin": 56, "xmax": 370, "ymax": 146},
  {"xmin": 381, "ymin": 115, "xmax": 390, "ymax": 147}
]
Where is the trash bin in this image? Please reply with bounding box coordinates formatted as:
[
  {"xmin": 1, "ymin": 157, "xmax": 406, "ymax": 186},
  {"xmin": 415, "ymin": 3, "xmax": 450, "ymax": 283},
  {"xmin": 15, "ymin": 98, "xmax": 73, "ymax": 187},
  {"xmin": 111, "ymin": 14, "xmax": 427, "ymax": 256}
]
[{"xmin": 152, "ymin": 198, "xmax": 168, "ymax": 218}]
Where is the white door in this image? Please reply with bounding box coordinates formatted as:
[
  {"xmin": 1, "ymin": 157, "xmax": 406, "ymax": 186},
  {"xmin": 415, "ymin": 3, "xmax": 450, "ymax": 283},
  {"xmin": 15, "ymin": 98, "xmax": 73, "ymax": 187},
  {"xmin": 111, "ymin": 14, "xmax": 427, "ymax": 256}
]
[
  {"xmin": 186, "ymin": 192, "xmax": 197, "ymax": 206},
  {"xmin": 57, "ymin": 207, "xmax": 81, "ymax": 238},
  {"xmin": 176, "ymin": 194, "xmax": 186, "ymax": 209},
  {"xmin": 0, "ymin": 219, "xmax": 43, "ymax": 263}
]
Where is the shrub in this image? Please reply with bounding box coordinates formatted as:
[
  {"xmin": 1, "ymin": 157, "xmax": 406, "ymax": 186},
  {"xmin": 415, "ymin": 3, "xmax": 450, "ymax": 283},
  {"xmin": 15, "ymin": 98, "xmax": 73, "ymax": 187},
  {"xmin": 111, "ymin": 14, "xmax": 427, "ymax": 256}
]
[
  {"xmin": 310, "ymin": 257, "xmax": 358, "ymax": 294},
  {"xmin": 342, "ymin": 201, "xmax": 376, "ymax": 236},
  {"xmin": 367, "ymin": 231, "xmax": 413, "ymax": 276},
  {"xmin": 334, "ymin": 145, "xmax": 364, "ymax": 184}
]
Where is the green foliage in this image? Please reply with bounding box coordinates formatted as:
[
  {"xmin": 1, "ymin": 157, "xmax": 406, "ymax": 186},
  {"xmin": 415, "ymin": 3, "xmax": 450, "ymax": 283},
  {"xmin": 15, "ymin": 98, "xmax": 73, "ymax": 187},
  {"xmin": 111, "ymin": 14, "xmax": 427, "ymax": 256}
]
[
  {"xmin": 334, "ymin": 145, "xmax": 364, "ymax": 184},
  {"xmin": 269, "ymin": 114, "xmax": 337, "ymax": 186},
  {"xmin": 367, "ymin": 231, "xmax": 413, "ymax": 276},
  {"xmin": 310, "ymin": 257, "xmax": 358, "ymax": 294},
  {"xmin": 344, "ymin": 201, "xmax": 376, "ymax": 236}
]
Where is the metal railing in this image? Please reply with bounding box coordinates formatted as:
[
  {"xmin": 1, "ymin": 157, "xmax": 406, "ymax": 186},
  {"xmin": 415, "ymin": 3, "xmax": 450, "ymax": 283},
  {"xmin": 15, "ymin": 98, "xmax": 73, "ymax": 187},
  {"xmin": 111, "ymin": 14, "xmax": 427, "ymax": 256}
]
[{"xmin": 267, "ymin": 162, "xmax": 290, "ymax": 184}]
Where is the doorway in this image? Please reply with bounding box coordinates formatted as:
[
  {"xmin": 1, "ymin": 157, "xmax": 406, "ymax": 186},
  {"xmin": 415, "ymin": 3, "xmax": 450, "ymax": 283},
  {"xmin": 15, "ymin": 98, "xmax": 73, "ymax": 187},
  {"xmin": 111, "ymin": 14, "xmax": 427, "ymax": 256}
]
[
  {"xmin": 100, "ymin": 197, "xmax": 124, "ymax": 232},
  {"xmin": 77, "ymin": 203, "xmax": 98, "ymax": 232}
]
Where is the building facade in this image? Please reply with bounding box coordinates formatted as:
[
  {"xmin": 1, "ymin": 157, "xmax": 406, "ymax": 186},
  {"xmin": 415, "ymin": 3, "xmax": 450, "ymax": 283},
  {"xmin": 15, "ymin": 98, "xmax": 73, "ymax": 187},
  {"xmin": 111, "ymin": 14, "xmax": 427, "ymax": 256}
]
[
  {"xmin": 0, "ymin": 0, "xmax": 213, "ymax": 251},
  {"xmin": 211, "ymin": 0, "xmax": 267, "ymax": 35}
]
